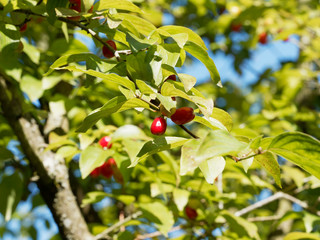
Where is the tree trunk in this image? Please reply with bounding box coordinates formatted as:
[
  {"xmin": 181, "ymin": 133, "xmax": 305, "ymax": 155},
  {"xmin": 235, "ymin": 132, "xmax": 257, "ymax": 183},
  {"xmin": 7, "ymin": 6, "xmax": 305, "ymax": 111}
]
[{"xmin": 0, "ymin": 75, "xmax": 93, "ymax": 240}]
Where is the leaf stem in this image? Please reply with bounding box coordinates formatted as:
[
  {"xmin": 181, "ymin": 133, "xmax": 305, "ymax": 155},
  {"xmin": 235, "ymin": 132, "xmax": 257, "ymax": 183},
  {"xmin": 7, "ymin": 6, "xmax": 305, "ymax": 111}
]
[{"xmin": 178, "ymin": 125, "xmax": 199, "ymax": 139}]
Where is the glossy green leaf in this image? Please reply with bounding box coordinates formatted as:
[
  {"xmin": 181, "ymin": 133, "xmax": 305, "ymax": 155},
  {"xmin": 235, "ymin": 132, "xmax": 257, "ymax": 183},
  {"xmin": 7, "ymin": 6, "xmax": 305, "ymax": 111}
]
[
  {"xmin": 63, "ymin": 66, "xmax": 136, "ymax": 92},
  {"xmin": 268, "ymin": 132, "xmax": 320, "ymax": 180},
  {"xmin": 158, "ymin": 25, "xmax": 207, "ymax": 50},
  {"xmin": 139, "ymin": 201, "xmax": 174, "ymax": 236},
  {"xmin": 184, "ymin": 42, "xmax": 221, "ymax": 86},
  {"xmin": 79, "ymin": 146, "xmax": 114, "ymax": 179},
  {"xmin": 255, "ymin": 151, "xmax": 281, "ymax": 187},
  {"xmin": 130, "ymin": 137, "xmax": 189, "ymax": 167},
  {"xmin": 96, "ymin": 0, "xmax": 142, "ymax": 13},
  {"xmin": 0, "ymin": 172, "xmax": 23, "ymax": 221},
  {"xmin": 77, "ymin": 96, "xmax": 150, "ymax": 132},
  {"xmin": 113, "ymin": 124, "xmax": 150, "ymax": 141}
]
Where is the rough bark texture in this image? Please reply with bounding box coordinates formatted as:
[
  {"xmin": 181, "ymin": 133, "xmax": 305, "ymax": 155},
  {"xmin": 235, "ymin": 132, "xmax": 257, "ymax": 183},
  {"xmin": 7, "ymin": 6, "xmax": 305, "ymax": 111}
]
[{"xmin": 0, "ymin": 75, "xmax": 93, "ymax": 240}]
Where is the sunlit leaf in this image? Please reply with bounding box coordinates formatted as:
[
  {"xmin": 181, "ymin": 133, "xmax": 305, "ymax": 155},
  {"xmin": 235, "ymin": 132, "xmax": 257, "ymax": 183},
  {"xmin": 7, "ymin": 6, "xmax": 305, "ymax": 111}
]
[{"xmin": 268, "ymin": 132, "xmax": 320, "ymax": 180}]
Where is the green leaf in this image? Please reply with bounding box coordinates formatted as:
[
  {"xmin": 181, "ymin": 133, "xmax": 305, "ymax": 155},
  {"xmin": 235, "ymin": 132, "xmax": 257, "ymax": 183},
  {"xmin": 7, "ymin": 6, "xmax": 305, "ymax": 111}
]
[
  {"xmin": 177, "ymin": 73, "xmax": 197, "ymax": 92},
  {"xmin": 139, "ymin": 201, "xmax": 174, "ymax": 236},
  {"xmin": 118, "ymin": 13, "xmax": 157, "ymax": 36},
  {"xmin": 211, "ymin": 108, "xmax": 233, "ymax": 132},
  {"xmin": 255, "ymin": 151, "xmax": 281, "ymax": 187},
  {"xmin": 221, "ymin": 211, "xmax": 261, "ymax": 240},
  {"xmin": 79, "ymin": 146, "xmax": 114, "ymax": 179},
  {"xmin": 97, "ymin": 0, "xmax": 142, "ymax": 13},
  {"xmin": 77, "ymin": 96, "xmax": 150, "ymax": 132},
  {"xmin": 268, "ymin": 132, "xmax": 320, "ymax": 180},
  {"xmin": 158, "ymin": 25, "xmax": 207, "ymax": 50},
  {"xmin": 193, "ymin": 116, "xmax": 228, "ymax": 131},
  {"xmin": 129, "ymin": 137, "xmax": 189, "ymax": 167},
  {"xmin": 161, "ymin": 81, "xmax": 213, "ymax": 117},
  {"xmin": 21, "ymin": 39, "xmax": 40, "ymax": 64},
  {"xmin": 0, "ymin": 172, "xmax": 23, "ymax": 221},
  {"xmin": 283, "ymin": 232, "xmax": 320, "ymax": 240},
  {"xmin": 46, "ymin": 0, "xmax": 69, "ymax": 24},
  {"xmin": 136, "ymin": 80, "xmax": 156, "ymax": 95},
  {"xmin": 20, "ymin": 75, "xmax": 44, "ymax": 102},
  {"xmin": 184, "ymin": 42, "xmax": 221, "ymax": 86},
  {"xmin": 173, "ymin": 188, "xmax": 190, "ymax": 211},
  {"xmin": 180, "ymin": 130, "xmax": 247, "ymax": 175},
  {"xmin": 126, "ymin": 52, "xmax": 153, "ymax": 82},
  {"xmin": 126, "ymin": 32, "xmax": 157, "ymax": 52},
  {"xmin": 199, "ymin": 156, "xmax": 225, "ymax": 184},
  {"xmin": 63, "ymin": 66, "xmax": 136, "ymax": 92}
]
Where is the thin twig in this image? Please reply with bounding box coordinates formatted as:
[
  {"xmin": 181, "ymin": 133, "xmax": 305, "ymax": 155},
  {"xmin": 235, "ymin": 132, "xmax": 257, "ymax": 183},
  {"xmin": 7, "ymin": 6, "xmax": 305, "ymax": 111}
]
[
  {"xmin": 94, "ymin": 211, "xmax": 143, "ymax": 240},
  {"xmin": 235, "ymin": 192, "xmax": 320, "ymax": 217},
  {"xmin": 135, "ymin": 225, "xmax": 182, "ymax": 240},
  {"xmin": 178, "ymin": 125, "xmax": 199, "ymax": 139}
]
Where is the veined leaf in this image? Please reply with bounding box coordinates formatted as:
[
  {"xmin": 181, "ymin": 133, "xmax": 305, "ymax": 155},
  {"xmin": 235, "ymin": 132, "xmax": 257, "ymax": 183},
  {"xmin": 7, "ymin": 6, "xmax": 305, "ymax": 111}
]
[
  {"xmin": 63, "ymin": 66, "xmax": 136, "ymax": 92},
  {"xmin": 184, "ymin": 42, "xmax": 221, "ymax": 86},
  {"xmin": 77, "ymin": 96, "xmax": 150, "ymax": 132},
  {"xmin": 211, "ymin": 108, "xmax": 233, "ymax": 132},
  {"xmin": 268, "ymin": 132, "xmax": 320, "ymax": 180},
  {"xmin": 180, "ymin": 130, "xmax": 247, "ymax": 175},
  {"xmin": 255, "ymin": 151, "xmax": 281, "ymax": 187}
]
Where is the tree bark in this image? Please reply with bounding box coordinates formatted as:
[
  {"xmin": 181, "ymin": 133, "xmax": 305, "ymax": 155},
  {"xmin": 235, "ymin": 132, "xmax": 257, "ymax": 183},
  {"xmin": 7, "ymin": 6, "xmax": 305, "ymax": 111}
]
[{"xmin": 0, "ymin": 74, "xmax": 93, "ymax": 240}]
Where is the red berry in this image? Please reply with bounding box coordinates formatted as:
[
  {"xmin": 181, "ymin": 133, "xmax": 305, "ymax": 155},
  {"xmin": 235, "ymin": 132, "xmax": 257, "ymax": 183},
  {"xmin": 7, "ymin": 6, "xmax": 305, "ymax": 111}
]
[
  {"xmin": 90, "ymin": 167, "xmax": 100, "ymax": 178},
  {"xmin": 170, "ymin": 107, "xmax": 195, "ymax": 125},
  {"xmin": 185, "ymin": 206, "xmax": 197, "ymax": 220},
  {"xmin": 258, "ymin": 32, "xmax": 268, "ymax": 44},
  {"xmin": 100, "ymin": 158, "xmax": 117, "ymax": 179},
  {"xmin": 99, "ymin": 136, "xmax": 112, "ymax": 149},
  {"xmin": 102, "ymin": 40, "xmax": 116, "ymax": 58},
  {"xmin": 151, "ymin": 117, "xmax": 167, "ymax": 135},
  {"xmin": 231, "ymin": 23, "xmax": 242, "ymax": 32},
  {"xmin": 167, "ymin": 75, "xmax": 176, "ymax": 81},
  {"xmin": 19, "ymin": 23, "xmax": 27, "ymax": 32}
]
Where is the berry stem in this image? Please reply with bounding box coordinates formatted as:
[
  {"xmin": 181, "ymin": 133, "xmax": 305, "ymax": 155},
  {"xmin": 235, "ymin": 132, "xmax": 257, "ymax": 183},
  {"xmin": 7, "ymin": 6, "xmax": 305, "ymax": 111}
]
[{"xmin": 178, "ymin": 125, "xmax": 199, "ymax": 139}]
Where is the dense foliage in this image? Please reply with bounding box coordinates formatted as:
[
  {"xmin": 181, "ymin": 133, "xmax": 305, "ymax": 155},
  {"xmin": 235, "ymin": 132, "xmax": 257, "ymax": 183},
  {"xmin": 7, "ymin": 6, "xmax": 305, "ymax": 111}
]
[{"xmin": 0, "ymin": 0, "xmax": 320, "ymax": 239}]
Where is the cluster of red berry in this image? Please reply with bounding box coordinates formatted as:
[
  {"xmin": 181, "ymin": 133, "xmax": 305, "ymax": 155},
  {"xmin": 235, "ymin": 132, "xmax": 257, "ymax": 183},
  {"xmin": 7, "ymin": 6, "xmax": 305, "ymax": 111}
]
[
  {"xmin": 90, "ymin": 136, "xmax": 123, "ymax": 183},
  {"xmin": 150, "ymin": 75, "xmax": 196, "ymax": 136}
]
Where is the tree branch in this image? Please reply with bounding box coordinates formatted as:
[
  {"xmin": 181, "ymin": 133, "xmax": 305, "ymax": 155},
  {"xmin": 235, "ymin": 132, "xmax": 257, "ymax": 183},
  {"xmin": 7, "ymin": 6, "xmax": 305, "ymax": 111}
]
[
  {"xmin": 0, "ymin": 74, "xmax": 93, "ymax": 240},
  {"xmin": 94, "ymin": 211, "xmax": 143, "ymax": 240},
  {"xmin": 235, "ymin": 191, "xmax": 320, "ymax": 217}
]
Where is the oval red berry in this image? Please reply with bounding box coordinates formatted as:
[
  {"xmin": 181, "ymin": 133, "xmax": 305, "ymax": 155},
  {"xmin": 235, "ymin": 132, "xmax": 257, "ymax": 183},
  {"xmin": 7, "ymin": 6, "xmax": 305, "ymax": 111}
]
[
  {"xmin": 151, "ymin": 117, "xmax": 167, "ymax": 135},
  {"xmin": 170, "ymin": 107, "xmax": 195, "ymax": 125}
]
